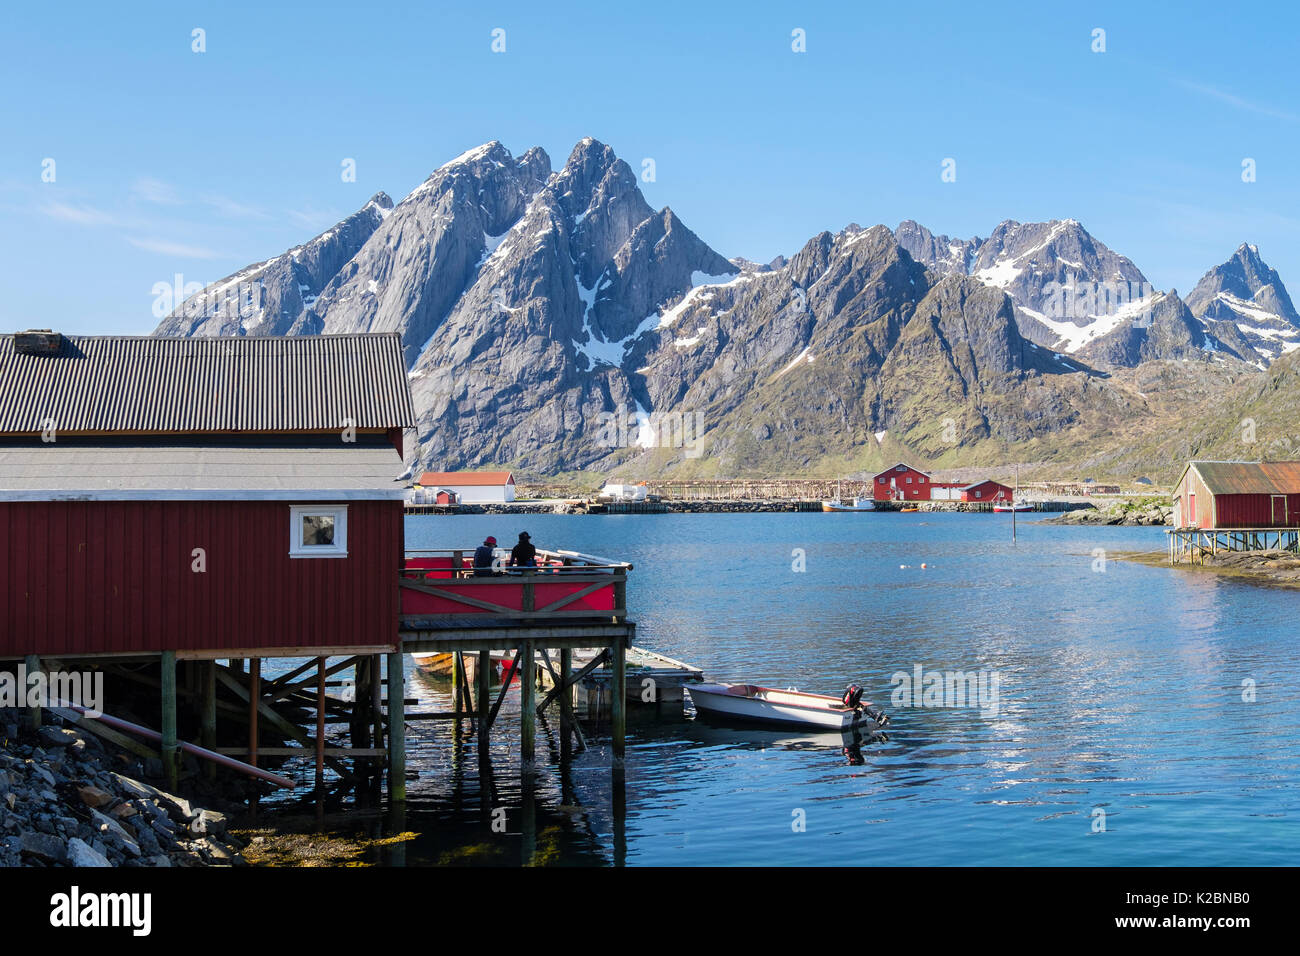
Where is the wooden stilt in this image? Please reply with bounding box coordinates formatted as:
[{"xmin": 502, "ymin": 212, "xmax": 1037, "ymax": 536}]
[
  {"xmin": 558, "ymin": 647, "xmax": 573, "ymax": 761},
  {"xmin": 315, "ymin": 656, "xmax": 327, "ymax": 794},
  {"xmin": 477, "ymin": 649, "xmax": 491, "ymax": 756},
  {"xmin": 160, "ymin": 651, "xmax": 178, "ymax": 791},
  {"xmin": 387, "ymin": 651, "xmax": 406, "ymax": 802},
  {"xmin": 611, "ymin": 639, "xmax": 626, "ymax": 764},
  {"xmin": 23, "ymin": 655, "xmax": 41, "ymax": 732},
  {"xmin": 451, "ymin": 649, "xmax": 463, "ymax": 716},
  {"xmin": 201, "ymin": 660, "xmax": 217, "ymax": 782},
  {"xmin": 248, "ymin": 658, "xmax": 261, "ymax": 768},
  {"xmin": 520, "ymin": 641, "xmax": 536, "ymax": 768}
]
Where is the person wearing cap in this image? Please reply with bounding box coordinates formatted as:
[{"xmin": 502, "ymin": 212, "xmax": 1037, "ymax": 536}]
[
  {"xmin": 509, "ymin": 531, "xmax": 537, "ymax": 569},
  {"xmin": 473, "ymin": 536, "xmax": 499, "ymax": 576}
]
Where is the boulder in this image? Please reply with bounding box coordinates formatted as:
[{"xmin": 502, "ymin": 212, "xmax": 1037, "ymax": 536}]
[
  {"xmin": 20, "ymin": 830, "xmax": 67, "ymax": 864},
  {"xmin": 67, "ymin": 836, "xmax": 112, "ymax": 867}
]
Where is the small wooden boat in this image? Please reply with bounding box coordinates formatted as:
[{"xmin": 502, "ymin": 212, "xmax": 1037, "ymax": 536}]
[
  {"xmin": 900, "ymin": 506, "xmax": 919, "ymax": 513},
  {"xmin": 411, "ymin": 651, "xmax": 454, "ymax": 677},
  {"xmin": 993, "ymin": 500, "xmax": 1033, "ymax": 513},
  {"xmin": 687, "ymin": 683, "xmax": 888, "ymax": 732}
]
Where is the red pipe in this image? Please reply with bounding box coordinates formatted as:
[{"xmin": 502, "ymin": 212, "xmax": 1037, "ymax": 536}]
[{"xmin": 63, "ymin": 703, "xmax": 295, "ymax": 788}]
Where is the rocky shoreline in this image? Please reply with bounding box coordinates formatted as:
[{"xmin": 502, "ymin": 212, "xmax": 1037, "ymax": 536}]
[
  {"xmin": 1, "ymin": 706, "xmax": 248, "ymax": 867},
  {"xmin": 1043, "ymin": 500, "xmax": 1173, "ymax": 526}
]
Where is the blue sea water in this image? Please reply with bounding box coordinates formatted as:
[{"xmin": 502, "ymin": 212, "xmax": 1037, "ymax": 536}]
[{"xmin": 375, "ymin": 512, "xmax": 1300, "ymax": 866}]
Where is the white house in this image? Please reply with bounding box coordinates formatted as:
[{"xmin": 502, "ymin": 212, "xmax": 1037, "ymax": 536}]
[{"xmin": 417, "ymin": 470, "xmax": 516, "ymax": 504}]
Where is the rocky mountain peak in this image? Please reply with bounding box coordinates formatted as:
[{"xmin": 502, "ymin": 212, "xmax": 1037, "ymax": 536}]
[{"xmin": 1186, "ymin": 243, "xmax": 1300, "ymax": 362}]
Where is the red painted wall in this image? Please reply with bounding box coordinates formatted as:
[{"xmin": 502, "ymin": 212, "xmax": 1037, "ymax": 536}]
[
  {"xmin": 873, "ymin": 465, "xmax": 932, "ymax": 501},
  {"xmin": 0, "ymin": 499, "xmax": 403, "ymax": 657},
  {"xmin": 1213, "ymin": 493, "xmax": 1300, "ymax": 528},
  {"xmin": 961, "ymin": 481, "xmax": 1012, "ymax": 502}
]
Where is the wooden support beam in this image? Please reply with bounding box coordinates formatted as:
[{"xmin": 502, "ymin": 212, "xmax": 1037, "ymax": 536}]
[
  {"xmin": 215, "ymin": 666, "xmax": 356, "ymax": 782},
  {"xmin": 486, "ymin": 646, "xmax": 525, "ymax": 728},
  {"xmin": 160, "ymin": 651, "xmax": 178, "ymax": 792},
  {"xmin": 611, "ymin": 639, "xmax": 626, "ymax": 764},
  {"xmin": 477, "ymin": 649, "xmax": 491, "ymax": 757},
  {"xmin": 23, "ymin": 655, "xmax": 41, "ymax": 731},
  {"xmin": 520, "ymin": 641, "xmax": 536, "ymax": 768},
  {"xmin": 315, "ymin": 657, "xmax": 327, "ymax": 794},
  {"xmin": 535, "ymin": 648, "xmax": 609, "ymax": 713},
  {"xmin": 248, "ymin": 658, "xmax": 261, "ymax": 769},
  {"xmin": 387, "ymin": 652, "xmax": 406, "ymax": 802},
  {"xmin": 201, "ymin": 660, "xmax": 217, "ymax": 782},
  {"xmin": 558, "ymin": 647, "xmax": 573, "ymax": 761}
]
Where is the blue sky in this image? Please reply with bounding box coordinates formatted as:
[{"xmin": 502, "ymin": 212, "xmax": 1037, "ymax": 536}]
[{"xmin": 3, "ymin": 0, "xmax": 1298, "ymax": 335}]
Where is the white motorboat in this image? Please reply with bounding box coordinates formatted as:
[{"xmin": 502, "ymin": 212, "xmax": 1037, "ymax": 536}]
[{"xmin": 687, "ymin": 683, "xmax": 888, "ymax": 731}]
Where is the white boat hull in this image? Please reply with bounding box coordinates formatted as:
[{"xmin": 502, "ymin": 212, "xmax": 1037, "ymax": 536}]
[{"xmin": 688, "ymin": 683, "xmax": 887, "ymax": 732}]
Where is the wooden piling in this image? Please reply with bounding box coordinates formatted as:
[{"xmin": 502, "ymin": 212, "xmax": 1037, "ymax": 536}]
[
  {"xmin": 23, "ymin": 654, "xmax": 41, "ymax": 731},
  {"xmin": 315, "ymin": 656, "xmax": 327, "ymax": 793},
  {"xmin": 160, "ymin": 651, "xmax": 178, "ymax": 791},
  {"xmin": 248, "ymin": 658, "xmax": 261, "ymax": 769},
  {"xmin": 387, "ymin": 651, "xmax": 406, "ymax": 802},
  {"xmin": 520, "ymin": 641, "xmax": 536, "ymax": 768},
  {"xmin": 477, "ymin": 649, "xmax": 491, "ymax": 755},
  {"xmin": 611, "ymin": 639, "xmax": 626, "ymax": 763},
  {"xmin": 201, "ymin": 660, "xmax": 217, "ymax": 781},
  {"xmin": 558, "ymin": 647, "xmax": 573, "ymax": 761}
]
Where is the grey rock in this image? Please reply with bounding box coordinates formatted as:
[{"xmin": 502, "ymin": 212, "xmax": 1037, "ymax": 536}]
[
  {"xmin": 37, "ymin": 727, "xmax": 80, "ymax": 748},
  {"xmin": 67, "ymin": 836, "xmax": 112, "ymax": 867},
  {"xmin": 89, "ymin": 808, "xmax": 141, "ymax": 857},
  {"xmin": 20, "ymin": 830, "xmax": 67, "ymax": 864}
]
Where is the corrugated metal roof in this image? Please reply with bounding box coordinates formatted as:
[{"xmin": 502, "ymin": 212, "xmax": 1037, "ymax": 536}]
[
  {"xmin": 1191, "ymin": 460, "xmax": 1300, "ymax": 495},
  {"xmin": 418, "ymin": 471, "xmax": 515, "ymax": 486},
  {"xmin": 0, "ymin": 333, "xmax": 416, "ymax": 434},
  {"xmin": 0, "ymin": 444, "xmax": 406, "ymax": 499}
]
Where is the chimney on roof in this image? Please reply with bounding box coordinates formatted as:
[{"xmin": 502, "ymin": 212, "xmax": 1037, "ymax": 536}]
[{"xmin": 14, "ymin": 330, "xmax": 63, "ymax": 356}]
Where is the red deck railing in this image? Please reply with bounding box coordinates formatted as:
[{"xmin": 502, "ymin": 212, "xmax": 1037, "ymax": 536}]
[{"xmin": 399, "ymin": 548, "xmax": 630, "ymax": 627}]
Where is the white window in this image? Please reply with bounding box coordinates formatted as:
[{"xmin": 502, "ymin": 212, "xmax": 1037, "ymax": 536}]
[
  {"xmin": 975, "ymin": 490, "xmax": 982, "ymax": 498},
  {"xmin": 289, "ymin": 505, "xmax": 348, "ymax": 559},
  {"xmin": 906, "ymin": 476, "xmax": 912, "ymax": 484}
]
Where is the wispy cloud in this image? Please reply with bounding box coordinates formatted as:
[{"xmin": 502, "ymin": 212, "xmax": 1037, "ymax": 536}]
[
  {"xmin": 126, "ymin": 236, "xmax": 222, "ymax": 259},
  {"xmin": 201, "ymin": 194, "xmax": 269, "ymax": 219},
  {"xmin": 1172, "ymin": 78, "xmax": 1300, "ymax": 123},
  {"xmin": 130, "ymin": 176, "xmax": 181, "ymax": 204},
  {"xmin": 287, "ymin": 204, "xmax": 343, "ymax": 231},
  {"xmin": 41, "ymin": 201, "xmax": 116, "ymax": 226}
]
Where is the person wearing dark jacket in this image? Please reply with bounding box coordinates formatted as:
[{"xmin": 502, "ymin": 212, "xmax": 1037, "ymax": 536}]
[
  {"xmin": 510, "ymin": 531, "xmax": 537, "ymax": 569},
  {"xmin": 473, "ymin": 536, "xmax": 498, "ymax": 576}
]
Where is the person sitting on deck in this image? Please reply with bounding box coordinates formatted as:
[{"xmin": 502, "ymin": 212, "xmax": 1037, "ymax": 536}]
[
  {"xmin": 509, "ymin": 531, "xmax": 537, "ymax": 569},
  {"xmin": 473, "ymin": 536, "xmax": 499, "ymax": 576}
]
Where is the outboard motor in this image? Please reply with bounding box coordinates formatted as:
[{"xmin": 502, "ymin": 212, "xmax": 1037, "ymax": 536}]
[
  {"xmin": 863, "ymin": 705, "xmax": 889, "ymax": 726},
  {"xmin": 842, "ymin": 684, "xmax": 865, "ymax": 709}
]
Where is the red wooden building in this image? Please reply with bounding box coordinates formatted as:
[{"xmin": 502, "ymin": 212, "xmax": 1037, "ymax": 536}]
[
  {"xmin": 0, "ymin": 332, "xmax": 416, "ymax": 659},
  {"xmin": 873, "ymin": 462, "xmax": 933, "ymax": 501},
  {"xmin": 958, "ymin": 479, "xmax": 1013, "ymax": 503},
  {"xmin": 1172, "ymin": 460, "xmax": 1300, "ymax": 529}
]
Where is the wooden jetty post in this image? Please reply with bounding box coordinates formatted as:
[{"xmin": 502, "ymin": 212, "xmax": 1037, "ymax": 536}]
[
  {"xmin": 248, "ymin": 658, "xmax": 261, "ymax": 768},
  {"xmin": 520, "ymin": 640, "xmax": 536, "ymax": 768},
  {"xmin": 200, "ymin": 660, "xmax": 217, "ymax": 782},
  {"xmin": 315, "ymin": 656, "xmax": 327, "ymax": 794},
  {"xmin": 387, "ymin": 651, "xmax": 406, "ymax": 802},
  {"xmin": 611, "ymin": 638, "xmax": 626, "ymax": 763},
  {"xmin": 23, "ymin": 654, "xmax": 41, "ymax": 732},
  {"xmin": 160, "ymin": 650, "xmax": 178, "ymax": 792},
  {"xmin": 559, "ymin": 647, "xmax": 573, "ymax": 760},
  {"xmin": 477, "ymin": 649, "xmax": 491, "ymax": 756}
]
